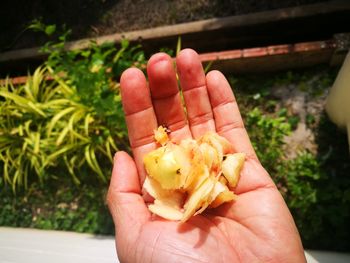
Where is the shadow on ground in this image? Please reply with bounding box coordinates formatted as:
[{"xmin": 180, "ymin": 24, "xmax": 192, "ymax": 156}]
[{"xmin": 298, "ymin": 112, "xmax": 350, "ymax": 251}]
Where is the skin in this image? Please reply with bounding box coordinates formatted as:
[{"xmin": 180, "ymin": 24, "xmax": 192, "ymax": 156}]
[{"xmin": 107, "ymin": 49, "xmax": 306, "ymax": 263}]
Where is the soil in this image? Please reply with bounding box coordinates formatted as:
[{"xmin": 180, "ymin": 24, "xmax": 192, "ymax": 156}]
[
  {"xmin": 0, "ymin": 0, "xmax": 327, "ymax": 52},
  {"xmin": 232, "ymin": 65, "xmax": 346, "ymax": 164},
  {"xmin": 271, "ymin": 81, "xmax": 328, "ymax": 158}
]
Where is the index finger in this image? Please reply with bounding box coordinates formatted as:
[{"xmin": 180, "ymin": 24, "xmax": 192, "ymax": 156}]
[{"xmin": 176, "ymin": 49, "xmax": 216, "ymax": 138}]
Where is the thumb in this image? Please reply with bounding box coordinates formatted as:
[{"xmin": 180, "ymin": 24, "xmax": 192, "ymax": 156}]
[{"xmin": 107, "ymin": 151, "xmax": 150, "ymax": 232}]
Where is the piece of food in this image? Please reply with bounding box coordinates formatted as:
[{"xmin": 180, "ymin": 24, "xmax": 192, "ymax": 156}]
[
  {"xmin": 143, "ymin": 126, "xmax": 246, "ymax": 222},
  {"xmin": 221, "ymin": 153, "xmax": 246, "ymax": 188}
]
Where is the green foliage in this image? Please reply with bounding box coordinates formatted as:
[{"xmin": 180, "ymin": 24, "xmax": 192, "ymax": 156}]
[
  {"xmin": 281, "ymin": 152, "xmax": 321, "ymax": 207},
  {"xmin": 0, "ymin": 181, "xmax": 113, "ymax": 235},
  {"xmin": 245, "ymin": 107, "xmax": 291, "ymax": 174},
  {"xmin": 27, "ymin": 19, "xmax": 57, "ymax": 36},
  {"xmin": 279, "ymin": 150, "xmax": 350, "ymax": 251},
  {"xmin": 40, "ymin": 28, "xmax": 145, "ymax": 132},
  {"xmin": 245, "ymin": 106, "xmax": 350, "ymax": 251},
  {"xmin": 0, "ymin": 67, "xmax": 112, "ymax": 189},
  {"xmin": 233, "ymin": 67, "xmax": 350, "ymax": 251},
  {"xmin": 0, "ymin": 27, "xmax": 146, "ymax": 191}
]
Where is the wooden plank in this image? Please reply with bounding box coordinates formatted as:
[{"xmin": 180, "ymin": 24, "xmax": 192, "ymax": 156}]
[
  {"xmin": 1, "ymin": 39, "xmax": 342, "ymax": 86},
  {"xmin": 200, "ymin": 40, "xmax": 338, "ymax": 74}
]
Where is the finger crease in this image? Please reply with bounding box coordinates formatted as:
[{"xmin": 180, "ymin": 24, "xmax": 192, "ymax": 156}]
[
  {"xmin": 183, "ymin": 84, "xmax": 206, "ymax": 93},
  {"xmin": 130, "ymin": 133, "xmax": 155, "ymax": 148},
  {"xmin": 189, "ymin": 111, "xmax": 214, "ymax": 126},
  {"xmin": 125, "ymin": 106, "xmax": 153, "ymax": 117},
  {"xmin": 151, "ymin": 91, "xmax": 178, "ymax": 101},
  {"xmin": 216, "ymin": 121, "xmax": 245, "ymax": 134},
  {"xmin": 167, "ymin": 119, "xmax": 188, "ymax": 131},
  {"xmin": 132, "ymin": 141, "xmax": 156, "ymax": 151},
  {"xmin": 212, "ymin": 99, "xmax": 235, "ymax": 110}
]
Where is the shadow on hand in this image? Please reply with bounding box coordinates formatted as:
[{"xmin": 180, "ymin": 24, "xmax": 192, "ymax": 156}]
[{"xmin": 176, "ymin": 214, "xmax": 218, "ymax": 248}]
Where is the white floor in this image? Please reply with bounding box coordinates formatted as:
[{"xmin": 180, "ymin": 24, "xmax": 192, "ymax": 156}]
[
  {"xmin": 0, "ymin": 227, "xmax": 118, "ymax": 263},
  {"xmin": 305, "ymin": 250, "xmax": 350, "ymax": 263},
  {"xmin": 1, "ymin": 227, "xmax": 350, "ymax": 263}
]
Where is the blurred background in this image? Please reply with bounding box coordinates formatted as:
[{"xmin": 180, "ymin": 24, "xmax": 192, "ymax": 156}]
[{"xmin": 0, "ymin": 0, "xmax": 350, "ymax": 254}]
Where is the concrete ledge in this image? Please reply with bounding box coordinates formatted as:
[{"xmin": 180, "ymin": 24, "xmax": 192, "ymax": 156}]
[
  {"xmin": 0, "ymin": 227, "xmax": 118, "ymax": 263},
  {"xmin": 0, "ymin": 0, "xmax": 349, "ymax": 74}
]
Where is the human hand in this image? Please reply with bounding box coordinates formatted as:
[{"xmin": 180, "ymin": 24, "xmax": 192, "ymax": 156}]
[{"xmin": 107, "ymin": 49, "xmax": 306, "ymax": 263}]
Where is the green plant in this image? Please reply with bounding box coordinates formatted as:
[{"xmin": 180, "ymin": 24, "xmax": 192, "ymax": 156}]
[
  {"xmin": 244, "ymin": 106, "xmax": 350, "ymax": 251},
  {"xmin": 232, "ymin": 68, "xmax": 349, "ymax": 251},
  {"xmin": 279, "ymin": 152, "xmax": 321, "ymax": 210},
  {"xmin": 1, "ymin": 68, "xmax": 64, "ymax": 189},
  {"xmin": 245, "ymin": 107, "xmax": 291, "ymax": 175},
  {"xmin": 0, "ymin": 180, "xmax": 113, "ymax": 235},
  {"xmin": 0, "ymin": 67, "xmax": 112, "ymax": 189},
  {"xmin": 0, "ymin": 25, "xmax": 147, "ymax": 191},
  {"xmin": 279, "ymin": 151, "xmax": 350, "ymax": 251},
  {"xmin": 27, "ymin": 19, "xmax": 57, "ymax": 36}
]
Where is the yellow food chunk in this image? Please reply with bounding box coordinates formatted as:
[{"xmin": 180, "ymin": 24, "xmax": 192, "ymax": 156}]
[
  {"xmin": 143, "ymin": 126, "xmax": 245, "ymax": 222},
  {"xmin": 143, "ymin": 145, "xmax": 185, "ymax": 190},
  {"xmin": 154, "ymin": 126, "xmax": 169, "ymax": 146},
  {"xmin": 149, "ymin": 201, "xmax": 183, "ymax": 221},
  {"xmin": 222, "ymin": 153, "xmax": 246, "ymax": 188},
  {"xmin": 143, "ymin": 177, "xmax": 184, "ymax": 207},
  {"xmin": 182, "ymin": 176, "xmax": 216, "ymax": 222},
  {"xmin": 210, "ymin": 187, "xmax": 237, "ymax": 208}
]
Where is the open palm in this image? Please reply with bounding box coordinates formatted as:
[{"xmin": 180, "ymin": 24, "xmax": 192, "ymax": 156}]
[{"xmin": 107, "ymin": 49, "xmax": 306, "ymax": 263}]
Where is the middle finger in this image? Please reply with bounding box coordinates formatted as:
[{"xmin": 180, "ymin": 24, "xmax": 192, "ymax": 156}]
[
  {"xmin": 176, "ymin": 49, "xmax": 216, "ymax": 138},
  {"xmin": 147, "ymin": 53, "xmax": 192, "ymax": 143}
]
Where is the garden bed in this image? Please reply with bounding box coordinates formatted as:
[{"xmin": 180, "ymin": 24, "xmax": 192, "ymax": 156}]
[
  {"xmin": 1, "ymin": 1, "xmax": 350, "ymax": 253},
  {"xmin": 1, "ymin": 63, "xmax": 349, "ymax": 251}
]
